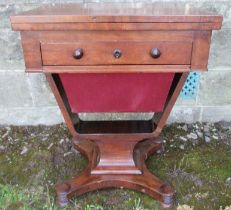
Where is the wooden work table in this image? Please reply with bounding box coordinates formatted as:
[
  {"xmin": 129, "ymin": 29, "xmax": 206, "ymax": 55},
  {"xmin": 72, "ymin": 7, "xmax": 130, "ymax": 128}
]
[{"xmin": 11, "ymin": 3, "xmax": 222, "ymax": 208}]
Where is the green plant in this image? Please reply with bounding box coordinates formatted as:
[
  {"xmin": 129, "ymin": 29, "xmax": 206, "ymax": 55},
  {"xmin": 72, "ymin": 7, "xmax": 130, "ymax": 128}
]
[
  {"xmin": 133, "ymin": 198, "xmax": 150, "ymax": 210},
  {"xmin": 86, "ymin": 204, "xmax": 104, "ymax": 210},
  {"xmin": 43, "ymin": 185, "xmax": 60, "ymax": 210},
  {"xmin": 0, "ymin": 184, "xmax": 28, "ymax": 209}
]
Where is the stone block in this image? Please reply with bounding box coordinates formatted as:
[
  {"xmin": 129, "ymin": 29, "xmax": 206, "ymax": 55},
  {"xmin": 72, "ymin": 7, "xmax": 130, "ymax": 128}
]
[
  {"xmin": 0, "ymin": 0, "xmax": 84, "ymax": 4},
  {"xmin": 201, "ymin": 106, "xmax": 231, "ymax": 122},
  {"xmin": 28, "ymin": 73, "xmax": 58, "ymax": 107},
  {"xmin": 176, "ymin": 97, "xmax": 197, "ymax": 106},
  {"xmin": 0, "ymin": 107, "xmax": 63, "ymax": 125},
  {"xmin": 209, "ymin": 29, "xmax": 231, "ymax": 70},
  {"xmin": 0, "ymin": 72, "xmax": 33, "ymax": 108},
  {"xmin": 0, "ymin": 108, "xmax": 8, "ymax": 125},
  {"xmin": 197, "ymin": 71, "xmax": 231, "ymax": 106},
  {"xmin": 79, "ymin": 112, "xmax": 154, "ymax": 121},
  {"xmin": 0, "ymin": 1, "xmax": 62, "ymax": 4},
  {"xmin": 0, "ymin": 29, "xmax": 25, "ymax": 71},
  {"xmin": 0, "ymin": 4, "xmax": 40, "ymax": 29},
  {"xmin": 167, "ymin": 106, "xmax": 201, "ymax": 123},
  {"xmin": 185, "ymin": 1, "xmax": 231, "ymax": 29}
]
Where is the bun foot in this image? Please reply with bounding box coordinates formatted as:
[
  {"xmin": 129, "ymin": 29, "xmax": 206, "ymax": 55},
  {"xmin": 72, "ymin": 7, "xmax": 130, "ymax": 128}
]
[
  {"xmin": 160, "ymin": 184, "xmax": 174, "ymax": 208},
  {"xmin": 56, "ymin": 183, "xmax": 71, "ymax": 207}
]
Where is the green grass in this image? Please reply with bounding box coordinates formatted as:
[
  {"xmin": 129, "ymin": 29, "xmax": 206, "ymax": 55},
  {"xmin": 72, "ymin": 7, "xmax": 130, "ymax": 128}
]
[
  {"xmin": 0, "ymin": 123, "xmax": 230, "ymax": 210},
  {"xmin": 0, "ymin": 184, "xmax": 60, "ymax": 210}
]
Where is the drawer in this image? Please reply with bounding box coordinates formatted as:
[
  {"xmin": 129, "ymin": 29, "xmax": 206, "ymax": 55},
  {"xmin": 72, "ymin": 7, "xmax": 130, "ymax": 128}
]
[{"xmin": 41, "ymin": 41, "xmax": 192, "ymax": 66}]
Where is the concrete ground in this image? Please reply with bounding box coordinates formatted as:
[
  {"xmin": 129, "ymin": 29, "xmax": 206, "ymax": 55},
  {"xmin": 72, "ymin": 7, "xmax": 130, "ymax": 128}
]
[{"xmin": 0, "ymin": 122, "xmax": 231, "ymax": 210}]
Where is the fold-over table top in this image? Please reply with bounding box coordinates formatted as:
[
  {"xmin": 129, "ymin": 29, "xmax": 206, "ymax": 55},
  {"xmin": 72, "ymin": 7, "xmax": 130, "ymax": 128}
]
[{"xmin": 10, "ymin": 3, "xmax": 222, "ymax": 24}]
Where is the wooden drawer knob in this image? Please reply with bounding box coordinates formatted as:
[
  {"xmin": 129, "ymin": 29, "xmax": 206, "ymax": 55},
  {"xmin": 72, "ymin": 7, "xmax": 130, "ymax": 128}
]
[
  {"xmin": 113, "ymin": 49, "xmax": 122, "ymax": 59},
  {"xmin": 73, "ymin": 48, "xmax": 84, "ymax": 59},
  {"xmin": 150, "ymin": 48, "xmax": 161, "ymax": 58}
]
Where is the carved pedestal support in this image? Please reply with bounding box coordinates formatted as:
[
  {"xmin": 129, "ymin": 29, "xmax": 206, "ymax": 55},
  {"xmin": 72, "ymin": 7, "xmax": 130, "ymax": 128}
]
[{"xmin": 56, "ymin": 136, "xmax": 174, "ymax": 208}]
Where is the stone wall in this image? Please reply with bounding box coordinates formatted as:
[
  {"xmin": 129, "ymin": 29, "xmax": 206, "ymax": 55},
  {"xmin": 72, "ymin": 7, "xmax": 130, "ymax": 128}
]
[{"xmin": 0, "ymin": 0, "xmax": 230, "ymax": 125}]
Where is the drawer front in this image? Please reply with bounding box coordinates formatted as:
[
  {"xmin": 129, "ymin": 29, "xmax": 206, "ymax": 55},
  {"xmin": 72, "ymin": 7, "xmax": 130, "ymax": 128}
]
[{"xmin": 41, "ymin": 41, "xmax": 192, "ymax": 66}]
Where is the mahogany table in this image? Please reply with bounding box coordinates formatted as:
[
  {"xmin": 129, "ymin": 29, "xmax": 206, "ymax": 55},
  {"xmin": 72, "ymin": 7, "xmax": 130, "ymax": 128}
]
[{"xmin": 10, "ymin": 3, "xmax": 222, "ymax": 208}]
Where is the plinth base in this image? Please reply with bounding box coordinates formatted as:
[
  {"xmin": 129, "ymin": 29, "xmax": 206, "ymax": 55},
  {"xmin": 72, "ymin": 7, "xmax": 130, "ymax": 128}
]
[{"xmin": 56, "ymin": 137, "xmax": 174, "ymax": 208}]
